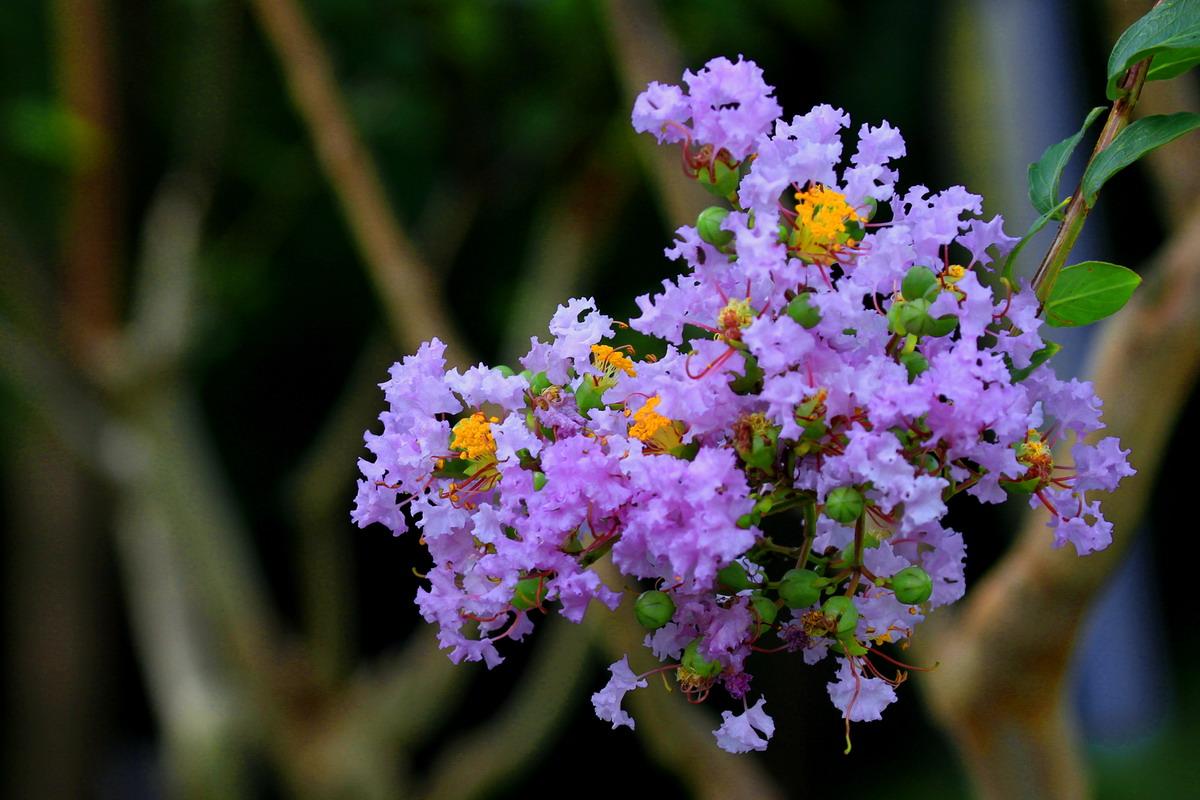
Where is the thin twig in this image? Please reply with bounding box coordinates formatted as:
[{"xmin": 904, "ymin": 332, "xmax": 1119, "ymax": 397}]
[
  {"xmin": 421, "ymin": 618, "xmax": 595, "ymax": 800},
  {"xmin": 249, "ymin": 0, "xmax": 471, "ymax": 360}
]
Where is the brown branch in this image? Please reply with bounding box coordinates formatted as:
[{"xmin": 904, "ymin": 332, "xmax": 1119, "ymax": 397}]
[
  {"xmin": 600, "ymin": 0, "xmax": 708, "ymax": 228},
  {"xmin": 921, "ymin": 198, "xmax": 1200, "ymax": 799},
  {"xmin": 420, "ymin": 618, "xmax": 594, "ymax": 800},
  {"xmin": 500, "ymin": 123, "xmax": 634, "ymax": 359},
  {"xmin": 248, "ymin": 0, "xmax": 470, "ymax": 360},
  {"xmin": 54, "ymin": 0, "xmax": 123, "ymax": 356}
]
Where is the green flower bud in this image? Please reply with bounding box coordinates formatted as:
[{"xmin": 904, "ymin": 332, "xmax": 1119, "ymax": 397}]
[
  {"xmin": 634, "ymin": 590, "xmax": 676, "ymax": 630},
  {"xmin": 901, "ymin": 266, "xmax": 940, "ymax": 302},
  {"xmin": 899, "ymin": 350, "xmax": 929, "ymax": 382},
  {"xmin": 778, "ymin": 568, "xmax": 823, "ymax": 608},
  {"xmin": 511, "ymin": 576, "xmax": 548, "ymax": 611},
  {"xmin": 824, "ymin": 486, "xmax": 865, "ymax": 524},
  {"xmin": 494, "ymin": 364, "xmax": 516, "ymax": 378},
  {"xmin": 697, "ymin": 206, "xmax": 734, "ymax": 247},
  {"xmin": 892, "ymin": 566, "xmax": 933, "ymax": 605},
  {"xmin": 575, "ymin": 379, "xmax": 604, "ymax": 416},
  {"xmin": 532, "ymin": 471, "xmax": 547, "ymax": 491},
  {"xmin": 822, "ymin": 595, "xmax": 859, "ymax": 635},
  {"xmin": 681, "ymin": 639, "xmax": 723, "ymax": 679},
  {"xmin": 787, "ymin": 292, "xmax": 822, "ymax": 329},
  {"xmin": 716, "ymin": 561, "xmax": 754, "ymax": 592},
  {"xmin": 750, "ymin": 592, "xmax": 778, "ymax": 637}
]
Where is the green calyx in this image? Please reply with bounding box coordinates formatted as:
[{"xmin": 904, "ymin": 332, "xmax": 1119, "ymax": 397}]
[
  {"xmin": 786, "ymin": 292, "xmax": 822, "ymax": 329},
  {"xmin": 824, "ymin": 486, "xmax": 865, "ymax": 524},
  {"xmin": 778, "ymin": 568, "xmax": 824, "ymax": 609},
  {"xmin": 891, "ymin": 566, "xmax": 933, "ymax": 604},
  {"xmin": 750, "ymin": 592, "xmax": 778, "ymax": 637},
  {"xmin": 899, "ymin": 350, "xmax": 929, "ymax": 382},
  {"xmin": 728, "ymin": 352, "xmax": 764, "ymax": 395},
  {"xmin": 901, "ymin": 266, "xmax": 940, "ymax": 302},
  {"xmin": 822, "ymin": 595, "xmax": 859, "ymax": 636},
  {"xmin": 888, "ymin": 297, "xmax": 958, "ymax": 338},
  {"xmin": 697, "ymin": 160, "xmax": 740, "ymax": 200},
  {"xmin": 634, "ymin": 590, "xmax": 676, "ymax": 630},
  {"xmin": 574, "ymin": 378, "xmax": 605, "ymax": 417},
  {"xmin": 511, "ymin": 576, "xmax": 549, "ymax": 611},
  {"xmin": 527, "ymin": 371, "xmax": 552, "ymax": 395},
  {"xmin": 681, "ymin": 639, "xmax": 723, "ymax": 679}
]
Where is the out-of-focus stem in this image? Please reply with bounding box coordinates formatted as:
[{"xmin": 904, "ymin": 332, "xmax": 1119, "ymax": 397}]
[
  {"xmin": 923, "ymin": 199, "xmax": 1200, "ymax": 799},
  {"xmin": 248, "ymin": 0, "xmax": 470, "ymax": 360},
  {"xmin": 421, "ymin": 618, "xmax": 594, "ymax": 800},
  {"xmin": 601, "ymin": 0, "xmax": 708, "ymax": 227},
  {"xmin": 1032, "ymin": 58, "xmax": 1150, "ymax": 305},
  {"xmin": 54, "ymin": 0, "xmax": 122, "ymax": 356}
]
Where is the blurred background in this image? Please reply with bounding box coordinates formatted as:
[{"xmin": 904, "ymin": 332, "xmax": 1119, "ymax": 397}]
[{"xmin": 2, "ymin": 0, "xmax": 1198, "ymax": 797}]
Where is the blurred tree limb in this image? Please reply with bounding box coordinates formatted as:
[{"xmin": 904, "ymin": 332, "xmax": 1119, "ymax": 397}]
[
  {"xmin": 921, "ymin": 197, "xmax": 1200, "ymax": 799},
  {"xmin": 601, "ymin": 0, "xmax": 709, "ymax": 228},
  {"xmin": 248, "ymin": 0, "xmax": 469, "ymax": 360}
]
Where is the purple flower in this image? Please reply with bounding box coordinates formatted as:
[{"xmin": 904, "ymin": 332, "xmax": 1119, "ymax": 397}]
[
  {"xmin": 634, "ymin": 56, "xmax": 781, "ymax": 161},
  {"xmin": 592, "ymin": 657, "xmax": 648, "ymax": 730},
  {"xmin": 827, "ymin": 659, "xmax": 897, "ymax": 721},
  {"xmin": 713, "ymin": 698, "xmax": 775, "ymax": 753}
]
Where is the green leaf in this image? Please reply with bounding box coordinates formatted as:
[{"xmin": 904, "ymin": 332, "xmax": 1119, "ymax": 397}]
[
  {"xmin": 1028, "ymin": 106, "xmax": 1106, "ymax": 216},
  {"xmin": 1043, "ymin": 261, "xmax": 1141, "ymax": 327},
  {"xmin": 1000, "ymin": 198, "xmax": 1069, "ymax": 283},
  {"xmin": 1081, "ymin": 112, "xmax": 1200, "ymax": 203},
  {"xmin": 1107, "ymin": 0, "xmax": 1200, "ymax": 99},
  {"xmin": 1005, "ymin": 340, "xmax": 1062, "ymax": 383}
]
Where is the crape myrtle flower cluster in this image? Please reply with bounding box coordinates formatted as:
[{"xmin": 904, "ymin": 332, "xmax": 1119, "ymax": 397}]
[{"xmin": 353, "ymin": 56, "xmax": 1134, "ymax": 753}]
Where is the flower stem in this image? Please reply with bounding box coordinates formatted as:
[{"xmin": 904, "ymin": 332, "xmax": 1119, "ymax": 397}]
[{"xmin": 1032, "ymin": 57, "xmax": 1151, "ymax": 308}]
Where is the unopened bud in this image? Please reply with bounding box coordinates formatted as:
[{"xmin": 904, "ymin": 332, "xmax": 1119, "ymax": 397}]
[
  {"xmin": 697, "ymin": 206, "xmax": 734, "ymax": 247},
  {"xmin": 635, "ymin": 590, "xmax": 676, "ymax": 630},
  {"xmin": 778, "ymin": 568, "xmax": 823, "ymax": 608},
  {"xmin": 891, "ymin": 566, "xmax": 933, "ymax": 605},
  {"xmin": 716, "ymin": 561, "xmax": 755, "ymax": 592},
  {"xmin": 824, "ymin": 486, "xmax": 865, "ymax": 524}
]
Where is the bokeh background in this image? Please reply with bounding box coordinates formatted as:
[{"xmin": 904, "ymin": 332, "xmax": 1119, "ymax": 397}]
[{"xmin": 2, "ymin": 0, "xmax": 1198, "ymax": 797}]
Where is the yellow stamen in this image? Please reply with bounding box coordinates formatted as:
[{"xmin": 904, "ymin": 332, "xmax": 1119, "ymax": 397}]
[
  {"xmin": 450, "ymin": 412, "xmax": 497, "ymax": 460},
  {"xmin": 717, "ymin": 298, "xmax": 755, "ymax": 333},
  {"xmin": 591, "ymin": 344, "xmax": 637, "ymax": 377},
  {"xmin": 629, "ymin": 396, "xmax": 671, "ymax": 442},
  {"xmin": 792, "ymin": 185, "xmax": 859, "ymax": 245}
]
